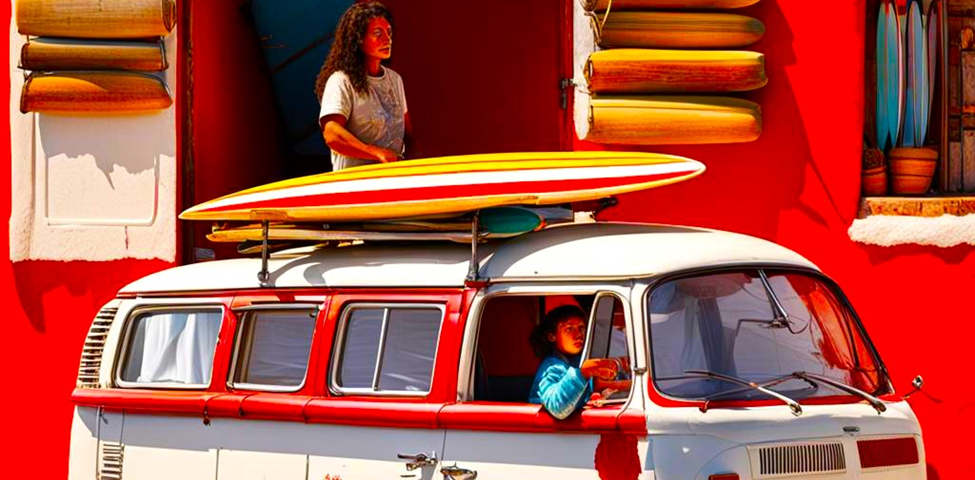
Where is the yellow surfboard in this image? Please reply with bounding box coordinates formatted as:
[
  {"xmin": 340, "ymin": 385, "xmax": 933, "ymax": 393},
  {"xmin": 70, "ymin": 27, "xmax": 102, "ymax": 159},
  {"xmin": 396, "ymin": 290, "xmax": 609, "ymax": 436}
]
[{"xmin": 180, "ymin": 151, "xmax": 705, "ymax": 223}]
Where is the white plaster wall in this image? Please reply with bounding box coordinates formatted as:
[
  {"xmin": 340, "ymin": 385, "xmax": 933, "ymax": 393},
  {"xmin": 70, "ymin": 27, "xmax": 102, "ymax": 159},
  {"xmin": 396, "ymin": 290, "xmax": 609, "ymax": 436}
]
[{"xmin": 8, "ymin": 2, "xmax": 177, "ymax": 262}]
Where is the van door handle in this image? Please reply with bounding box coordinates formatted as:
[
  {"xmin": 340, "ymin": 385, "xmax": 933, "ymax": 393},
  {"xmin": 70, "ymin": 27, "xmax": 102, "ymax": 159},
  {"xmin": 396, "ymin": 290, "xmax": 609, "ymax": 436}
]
[
  {"xmin": 397, "ymin": 452, "xmax": 437, "ymax": 470},
  {"xmin": 441, "ymin": 464, "xmax": 477, "ymax": 480}
]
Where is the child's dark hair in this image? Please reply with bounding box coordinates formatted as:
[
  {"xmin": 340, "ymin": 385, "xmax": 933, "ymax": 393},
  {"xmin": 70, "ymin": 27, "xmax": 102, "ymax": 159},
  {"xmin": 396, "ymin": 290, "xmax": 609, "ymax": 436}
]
[{"xmin": 530, "ymin": 305, "xmax": 587, "ymax": 358}]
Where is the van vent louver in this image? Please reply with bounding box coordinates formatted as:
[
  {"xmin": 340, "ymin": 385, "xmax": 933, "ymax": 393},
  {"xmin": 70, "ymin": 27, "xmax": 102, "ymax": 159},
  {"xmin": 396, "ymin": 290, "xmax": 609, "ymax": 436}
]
[
  {"xmin": 756, "ymin": 442, "xmax": 846, "ymax": 477},
  {"xmin": 857, "ymin": 437, "xmax": 919, "ymax": 469},
  {"xmin": 77, "ymin": 307, "xmax": 117, "ymax": 388},
  {"xmin": 99, "ymin": 440, "xmax": 124, "ymax": 480}
]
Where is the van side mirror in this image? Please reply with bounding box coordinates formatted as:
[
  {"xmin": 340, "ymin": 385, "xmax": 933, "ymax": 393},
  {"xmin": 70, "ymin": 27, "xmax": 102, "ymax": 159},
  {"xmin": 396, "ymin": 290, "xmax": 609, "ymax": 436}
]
[{"xmin": 903, "ymin": 375, "xmax": 924, "ymax": 398}]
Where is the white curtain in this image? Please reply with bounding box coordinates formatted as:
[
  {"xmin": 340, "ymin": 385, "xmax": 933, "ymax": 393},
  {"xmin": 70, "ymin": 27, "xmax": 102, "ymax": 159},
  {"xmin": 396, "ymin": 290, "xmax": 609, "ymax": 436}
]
[{"xmin": 129, "ymin": 311, "xmax": 222, "ymax": 385}]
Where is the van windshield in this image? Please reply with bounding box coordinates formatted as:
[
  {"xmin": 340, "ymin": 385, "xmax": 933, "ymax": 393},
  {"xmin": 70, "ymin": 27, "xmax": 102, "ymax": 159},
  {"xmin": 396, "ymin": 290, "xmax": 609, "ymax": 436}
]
[{"xmin": 647, "ymin": 270, "xmax": 888, "ymax": 402}]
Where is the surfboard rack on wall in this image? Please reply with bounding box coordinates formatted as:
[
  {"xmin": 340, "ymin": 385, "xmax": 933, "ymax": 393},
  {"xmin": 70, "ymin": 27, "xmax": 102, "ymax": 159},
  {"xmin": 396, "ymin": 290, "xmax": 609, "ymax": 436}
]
[
  {"xmin": 15, "ymin": 0, "xmax": 176, "ymax": 114},
  {"xmin": 574, "ymin": 0, "xmax": 766, "ymax": 145},
  {"xmin": 179, "ymin": 151, "xmax": 707, "ymax": 286}
]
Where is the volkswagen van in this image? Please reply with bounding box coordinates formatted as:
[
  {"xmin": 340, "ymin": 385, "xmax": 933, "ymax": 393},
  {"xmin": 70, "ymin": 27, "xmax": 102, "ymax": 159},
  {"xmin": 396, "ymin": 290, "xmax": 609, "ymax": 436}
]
[{"xmin": 68, "ymin": 222, "xmax": 925, "ymax": 480}]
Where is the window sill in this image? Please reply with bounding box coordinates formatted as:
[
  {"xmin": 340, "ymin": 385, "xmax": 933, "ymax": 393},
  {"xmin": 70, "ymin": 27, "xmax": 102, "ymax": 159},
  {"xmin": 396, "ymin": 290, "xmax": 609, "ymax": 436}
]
[{"xmin": 848, "ymin": 197, "xmax": 975, "ymax": 247}]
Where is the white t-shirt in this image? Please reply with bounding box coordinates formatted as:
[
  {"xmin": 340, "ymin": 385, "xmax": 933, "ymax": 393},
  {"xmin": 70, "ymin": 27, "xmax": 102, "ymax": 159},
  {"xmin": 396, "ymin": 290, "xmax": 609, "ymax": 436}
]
[{"xmin": 319, "ymin": 67, "xmax": 408, "ymax": 170}]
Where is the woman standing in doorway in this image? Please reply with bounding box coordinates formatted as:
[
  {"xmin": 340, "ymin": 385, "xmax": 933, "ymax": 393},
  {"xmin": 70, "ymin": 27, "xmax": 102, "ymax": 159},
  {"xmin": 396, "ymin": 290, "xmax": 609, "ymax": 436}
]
[{"xmin": 315, "ymin": 1, "xmax": 415, "ymax": 171}]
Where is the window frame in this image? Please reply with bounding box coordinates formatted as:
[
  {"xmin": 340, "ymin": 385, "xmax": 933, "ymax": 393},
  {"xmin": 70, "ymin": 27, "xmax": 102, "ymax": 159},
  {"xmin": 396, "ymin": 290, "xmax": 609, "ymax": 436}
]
[
  {"xmin": 227, "ymin": 303, "xmax": 321, "ymax": 393},
  {"xmin": 642, "ymin": 264, "xmax": 894, "ymax": 405},
  {"xmin": 460, "ymin": 285, "xmax": 637, "ymax": 406},
  {"xmin": 114, "ymin": 304, "xmax": 226, "ymax": 390},
  {"xmin": 329, "ymin": 302, "xmax": 446, "ymax": 397}
]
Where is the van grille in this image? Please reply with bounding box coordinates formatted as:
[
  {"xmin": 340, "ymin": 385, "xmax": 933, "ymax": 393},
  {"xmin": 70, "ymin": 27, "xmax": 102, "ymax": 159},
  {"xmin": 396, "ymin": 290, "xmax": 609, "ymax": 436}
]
[
  {"xmin": 99, "ymin": 440, "xmax": 124, "ymax": 480},
  {"xmin": 755, "ymin": 442, "xmax": 846, "ymax": 477},
  {"xmin": 77, "ymin": 307, "xmax": 118, "ymax": 388}
]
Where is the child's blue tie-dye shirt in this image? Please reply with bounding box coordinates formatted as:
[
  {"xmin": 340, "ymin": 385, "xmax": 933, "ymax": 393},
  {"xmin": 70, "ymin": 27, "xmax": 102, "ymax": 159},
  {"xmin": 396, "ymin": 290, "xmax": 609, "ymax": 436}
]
[{"xmin": 528, "ymin": 352, "xmax": 593, "ymax": 419}]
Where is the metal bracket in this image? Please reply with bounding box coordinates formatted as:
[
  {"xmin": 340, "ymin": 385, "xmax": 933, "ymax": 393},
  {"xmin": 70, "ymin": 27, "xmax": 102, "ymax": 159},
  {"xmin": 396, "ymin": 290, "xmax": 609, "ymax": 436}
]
[
  {"xmin": 257, "ymin": 220, "xmax": 270, "ymax": 287},
  {"xmin": 465, "ymin": 211, "xmax": 481, "ymax": 283},
  {"xmin": 560, "ymin": 78, "xmax": 576, "ymax": 110}
]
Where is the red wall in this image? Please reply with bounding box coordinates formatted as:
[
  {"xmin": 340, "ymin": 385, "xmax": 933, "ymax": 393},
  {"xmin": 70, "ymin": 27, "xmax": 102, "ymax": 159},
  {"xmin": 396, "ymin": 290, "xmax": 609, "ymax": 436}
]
[
  {"xmin": 582, "ymin": 2, "xmax": 972, "ymax": 479},
  {"xmin": 2, "ymin": 1, "xmax": 971, "ymax": 479}
]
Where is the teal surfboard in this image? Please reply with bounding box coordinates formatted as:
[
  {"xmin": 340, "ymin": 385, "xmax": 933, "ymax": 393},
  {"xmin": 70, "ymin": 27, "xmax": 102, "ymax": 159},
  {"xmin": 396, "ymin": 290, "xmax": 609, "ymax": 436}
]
[
  {"xmin": 876, "ymin": 2, "xmax": 888, "ymax": 149},
  {"xmin": 888, "ymin": 4, "xmax": 902, "ymax": 148}
]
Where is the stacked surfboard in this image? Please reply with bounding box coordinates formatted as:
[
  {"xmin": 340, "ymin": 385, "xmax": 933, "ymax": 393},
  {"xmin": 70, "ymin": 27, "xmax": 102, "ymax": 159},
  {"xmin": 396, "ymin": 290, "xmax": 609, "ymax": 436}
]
[
  {"xmin": 16, "ymin": 0, "xmax": 174, "ymax": 114},
  {"xmin": 576, "ymin": 0, "xmax": 766, "ymax": 145},
  {"xmin": 181, "ymin": 151, "xmax": 706, "ymax": 247}
]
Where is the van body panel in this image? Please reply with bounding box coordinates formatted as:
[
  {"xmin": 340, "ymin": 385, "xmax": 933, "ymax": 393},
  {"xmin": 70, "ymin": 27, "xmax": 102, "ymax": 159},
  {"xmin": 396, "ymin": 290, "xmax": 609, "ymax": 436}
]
[
  {"xmin": 119, "ymin": 414, "xmax": 218, "ymax": 480},
  {"xmin": 120, "ymin": 243, "xmax": 478, "ymax": 293},
  {"xmin": 118, "ymin": 223, "xmax": 818, "ymax": 295},
  {"xmin": 67, "ymin": 407, "xmax": 99, "ymax": 480},
  {"xmin": 440, "ymin": 430, "xmax": 649, "ymax": 479},
  {"xmin": 67, "ymin": 223, "xmax": 924, "ymax": 479},
  {"xmin": 480, "ymin": 223, "xmax": 818, "ymax": 281}
]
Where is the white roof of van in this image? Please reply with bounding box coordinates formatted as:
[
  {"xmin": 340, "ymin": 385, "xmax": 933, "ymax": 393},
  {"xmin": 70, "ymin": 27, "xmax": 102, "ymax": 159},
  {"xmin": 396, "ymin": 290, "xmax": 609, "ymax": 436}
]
[{"xmin": 120, "ymin": 223, "xmax": 819, "ymax": 294}]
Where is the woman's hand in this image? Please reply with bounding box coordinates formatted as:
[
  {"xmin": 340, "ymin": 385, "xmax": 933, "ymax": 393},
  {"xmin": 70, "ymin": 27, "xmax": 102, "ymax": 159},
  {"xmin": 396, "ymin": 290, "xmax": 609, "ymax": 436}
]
[
  {"xmin": 581, "ymin": 358, "xmax": 618, "ymax": 381},
  {"xmin": 368, "ymin": 146, "xmax": 400, "ymax": 163}
]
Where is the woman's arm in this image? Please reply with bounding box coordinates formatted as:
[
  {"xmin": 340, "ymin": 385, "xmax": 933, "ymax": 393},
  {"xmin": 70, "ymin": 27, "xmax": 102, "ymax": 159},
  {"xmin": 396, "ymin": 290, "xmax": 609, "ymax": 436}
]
[
  {"xmin": 321, "ymin": 114, "xmax": 399, "ymax": 163},
  {"xmin": 535, "ymin": 362, "xmax": 590, "ymax": 420}
]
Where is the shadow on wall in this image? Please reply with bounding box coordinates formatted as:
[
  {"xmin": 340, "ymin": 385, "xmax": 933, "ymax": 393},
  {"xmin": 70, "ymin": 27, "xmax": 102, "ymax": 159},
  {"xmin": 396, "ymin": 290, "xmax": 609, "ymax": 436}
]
[
  {"xmin": 37, "ymin": 113, "xmax": 172, "ymax": 225},
  {"xmin": 597, "ymin": 0, "xmax": 861, "ymax": 242},
  {"xmin": 10, "ymin": 260, "xmax": 170, "ymax": 334}
]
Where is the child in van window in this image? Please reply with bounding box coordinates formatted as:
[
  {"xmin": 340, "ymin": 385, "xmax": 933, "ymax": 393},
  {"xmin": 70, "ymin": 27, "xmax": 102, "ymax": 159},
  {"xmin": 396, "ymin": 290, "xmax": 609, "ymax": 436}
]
[{"xmin": 528, "ymin": 305, "xmax": 621, "ymax": 419}]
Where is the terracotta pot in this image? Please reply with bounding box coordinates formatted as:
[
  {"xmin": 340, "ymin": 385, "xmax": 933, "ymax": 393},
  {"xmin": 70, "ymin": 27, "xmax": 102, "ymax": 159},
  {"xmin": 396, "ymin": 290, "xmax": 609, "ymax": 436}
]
[
  {"xmin": 888, "ymin": 147, "xmax": 937, "ymax": 195},
  {"xmin": 861, "ymin": 166, "xmax": 887, "ymax": 196}
]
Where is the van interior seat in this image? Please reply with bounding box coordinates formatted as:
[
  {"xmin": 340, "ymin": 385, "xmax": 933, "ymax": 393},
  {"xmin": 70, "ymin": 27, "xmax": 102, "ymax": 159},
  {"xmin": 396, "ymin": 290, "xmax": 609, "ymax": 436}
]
[{"xmin": 474, "ymin": 296, "xmax": 542, "ymax": 402}]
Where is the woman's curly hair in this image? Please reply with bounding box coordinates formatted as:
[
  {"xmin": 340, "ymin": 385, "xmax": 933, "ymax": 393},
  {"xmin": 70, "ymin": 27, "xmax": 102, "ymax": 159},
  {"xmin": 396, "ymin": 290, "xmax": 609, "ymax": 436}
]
[{"xmin": 314, "ymin": 2, "xmax": 394, "ymax": 101}]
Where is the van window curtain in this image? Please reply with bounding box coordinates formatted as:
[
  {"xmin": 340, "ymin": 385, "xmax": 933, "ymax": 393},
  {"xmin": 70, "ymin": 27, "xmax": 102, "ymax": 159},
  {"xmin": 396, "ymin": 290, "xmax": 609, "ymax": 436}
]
[{"xmin": 124, "ymin": 311, "xmax": 222, "ymax": 385}]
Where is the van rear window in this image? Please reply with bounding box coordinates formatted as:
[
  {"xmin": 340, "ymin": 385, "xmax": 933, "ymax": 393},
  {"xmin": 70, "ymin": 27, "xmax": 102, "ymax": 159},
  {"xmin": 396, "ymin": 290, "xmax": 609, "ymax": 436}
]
[
  {"xmin": 334, "ymin": 305, "xmax": 443, "ymax": 395},
  {"xmin": 230, "ymin": 307, "xmax": 317, "ymax": 391},
  {"xmin": 117, "ymin": 308, "xmax": 223, "ymax": 388}
]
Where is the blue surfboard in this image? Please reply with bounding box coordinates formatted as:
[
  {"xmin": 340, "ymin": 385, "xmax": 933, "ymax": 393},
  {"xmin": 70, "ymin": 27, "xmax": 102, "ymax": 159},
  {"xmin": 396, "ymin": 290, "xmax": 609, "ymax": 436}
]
[
  {"xmin": 251, "ymin": 0, "xmax": 354, "ymax": 156},
  {"xmin": 876, "ymin": 2, "xmax": 888, "ymax": 149}
]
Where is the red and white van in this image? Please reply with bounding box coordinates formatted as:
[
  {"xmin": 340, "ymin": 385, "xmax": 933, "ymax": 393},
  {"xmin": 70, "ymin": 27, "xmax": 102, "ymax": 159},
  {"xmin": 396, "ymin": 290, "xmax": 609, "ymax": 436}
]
[{"xmin": 69, "ymin": 223, "xmax": 925, "ymax": 480}]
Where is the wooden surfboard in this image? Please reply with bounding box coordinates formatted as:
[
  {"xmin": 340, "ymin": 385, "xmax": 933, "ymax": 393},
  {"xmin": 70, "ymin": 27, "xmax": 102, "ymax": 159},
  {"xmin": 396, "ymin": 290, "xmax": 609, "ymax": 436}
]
[
  {"xmin": 578, "ymin": 95, "xmax": 761, "ymax": 145},
  {"xmin": 20, "ymin": 71, "xmax": 173, "ymax": 114},
  {"xmin": 586, "ymin": 49, "xmax": 767, "ymax": 94},
  {"xmin": 180, "ymin": 152, "xmax": 706, "ymax": 222},
  {"xmin": 21, "ymin": 38, "xmax": 167, "ymax": 72},
  {"xmin": 16, "ymin": 0, "xmax": 175, "ymax": 39},
  {"xmin": 584, "ymin": 0, "xmax": 761, "ymax": 10},
  {"xmin": 209, "ymin": 225, "xmax": 479, "ymax": 244},
  {"xmin": 596, "ymin": 12, "xmax": 765, "ymax": 49}
]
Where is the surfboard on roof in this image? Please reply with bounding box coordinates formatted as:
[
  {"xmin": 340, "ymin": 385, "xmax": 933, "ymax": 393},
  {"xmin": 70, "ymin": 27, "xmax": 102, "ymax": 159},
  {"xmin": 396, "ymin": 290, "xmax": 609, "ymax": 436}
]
[{"xmin": 179, "ymin": 151, "xmax": 706, "ymax": 223}]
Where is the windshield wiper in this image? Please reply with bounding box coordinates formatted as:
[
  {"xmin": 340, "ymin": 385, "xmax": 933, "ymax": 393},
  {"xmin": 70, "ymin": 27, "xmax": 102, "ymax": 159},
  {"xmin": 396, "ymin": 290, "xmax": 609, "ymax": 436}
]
[
  {"xmin": 702, "ymin": 372, "xmax": 819, "ymax": 402},
  {"xmin": 792, "ymin": 371, "xmax": 886, "ymax": 414},
  {"xmin": 683, "ymin": 370, "xmax": 803, "ymax": 416}
]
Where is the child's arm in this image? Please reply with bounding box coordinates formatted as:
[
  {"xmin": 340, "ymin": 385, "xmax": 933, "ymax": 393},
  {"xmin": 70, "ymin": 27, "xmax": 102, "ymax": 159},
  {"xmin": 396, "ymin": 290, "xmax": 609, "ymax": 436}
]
[{"xmin": 536, "ymin": 362, "xmax": 590, "ymax": 420}]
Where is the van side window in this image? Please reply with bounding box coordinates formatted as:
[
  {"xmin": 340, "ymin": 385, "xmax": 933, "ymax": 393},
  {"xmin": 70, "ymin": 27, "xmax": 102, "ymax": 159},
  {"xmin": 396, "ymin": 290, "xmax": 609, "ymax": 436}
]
[
  {"xmin": 117, "ymin": 308, "xmax": 223, "ymax": 388},
  {"xmin": 334, "ymin": 305, "xmax": 444, "ymax": 394},
  {"xmin": 230, "ymin": 307, "xmax": 318, "ymax": 390},
  {"xmin": 473, "ymin": 294, "xmax": 632, "ymax": 404}
]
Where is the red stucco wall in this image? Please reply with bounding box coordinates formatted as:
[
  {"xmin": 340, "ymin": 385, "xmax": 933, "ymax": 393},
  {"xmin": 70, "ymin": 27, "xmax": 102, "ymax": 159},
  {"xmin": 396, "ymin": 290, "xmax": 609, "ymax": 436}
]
[{"xmin": 2, "ymin": 1, "xmax": 971, "ymax": 479}]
